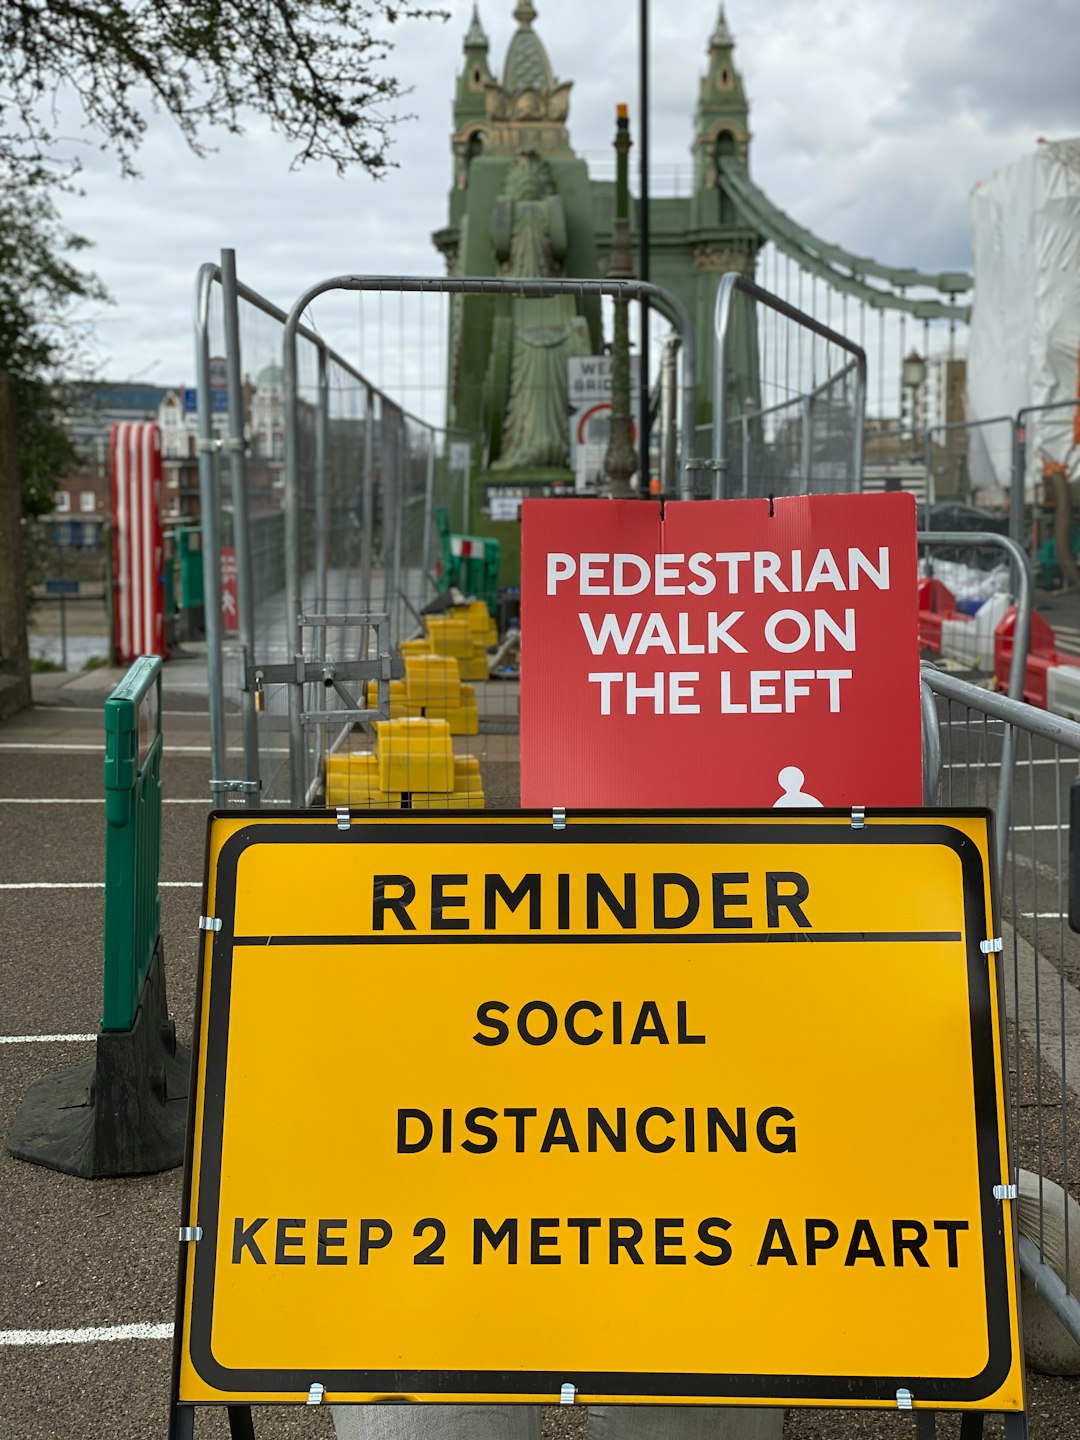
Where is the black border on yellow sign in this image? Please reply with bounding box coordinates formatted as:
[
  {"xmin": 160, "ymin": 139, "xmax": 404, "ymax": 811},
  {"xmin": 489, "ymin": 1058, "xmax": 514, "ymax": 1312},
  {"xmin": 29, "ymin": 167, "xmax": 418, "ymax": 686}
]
[{"xmin": 182, "ymin": 812, "xmax": 1012, "ymax": 1404}]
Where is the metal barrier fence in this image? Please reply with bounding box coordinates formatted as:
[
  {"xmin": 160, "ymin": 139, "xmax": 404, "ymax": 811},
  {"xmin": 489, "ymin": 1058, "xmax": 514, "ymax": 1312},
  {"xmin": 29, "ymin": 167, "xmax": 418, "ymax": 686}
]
[
  {"xmin": 101, "ymin": 655, "xmax": 162, "ymax": 1030},
  {"xmin": 923, "ymin": 663, "xmax": 1080, "ymax": 1348},
  {"xmin": 707, "ymin": 271, "xmax": 867, "ymax": 500},
  {"xmin": 269, "ymin": 272, "xmax": 700, "ymax": 809},
  {"xmin": 1013, "ymin": 397, "xmax": 1080, "ymax": 555},
  {"xmin": 24, "ymin": 518, "xmax": 112, "ymax": 672},
  {"xmin": 924, "ymin": 414, "xmax": 1014, "ymax": 513},
  {"xmin": 194, "ymin": 253, "xmax": 471, "ymax": 808}
]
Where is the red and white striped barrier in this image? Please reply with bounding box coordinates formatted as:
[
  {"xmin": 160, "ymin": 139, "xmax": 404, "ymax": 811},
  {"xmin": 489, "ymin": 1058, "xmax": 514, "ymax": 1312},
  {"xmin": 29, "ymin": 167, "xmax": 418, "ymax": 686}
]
[
  {"xmin": 918, "ymin": 582, "xmax": 1080, "ymax": 716},
  {"xmin": 111, "ymin": 423, "xmax": 167, "ymax": 662}
]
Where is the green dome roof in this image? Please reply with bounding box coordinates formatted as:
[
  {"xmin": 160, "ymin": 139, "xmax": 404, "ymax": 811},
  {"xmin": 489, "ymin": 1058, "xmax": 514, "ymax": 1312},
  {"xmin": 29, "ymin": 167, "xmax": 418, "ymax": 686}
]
[{"xmin": 503, "ymin": 1, "xmax": 555, "ymax": 93}]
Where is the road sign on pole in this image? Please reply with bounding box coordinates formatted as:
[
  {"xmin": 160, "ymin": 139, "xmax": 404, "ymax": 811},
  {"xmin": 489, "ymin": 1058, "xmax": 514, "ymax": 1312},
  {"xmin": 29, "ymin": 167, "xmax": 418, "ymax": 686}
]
[{"xmin": 173, "ymin": 810, "xmax": 1022, "ymax": 1416}]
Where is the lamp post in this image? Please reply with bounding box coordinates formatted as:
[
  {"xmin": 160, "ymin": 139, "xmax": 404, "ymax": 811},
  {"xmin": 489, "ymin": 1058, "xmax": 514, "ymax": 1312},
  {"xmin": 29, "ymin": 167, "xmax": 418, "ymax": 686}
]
[
  {"xmin": 902, "ymin": 350, "xmax": 927, "ymax": 456},
  {"xmin": 603, "ymin": 105, "xmax": 638, "ymax": 499},
  {"xmin": 638, "ymin": 0, "xmax": 650, "ymax": 493}
]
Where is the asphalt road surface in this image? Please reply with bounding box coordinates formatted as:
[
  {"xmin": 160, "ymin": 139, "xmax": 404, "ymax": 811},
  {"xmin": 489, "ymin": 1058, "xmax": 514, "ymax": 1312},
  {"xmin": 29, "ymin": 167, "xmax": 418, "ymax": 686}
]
[{"xmin": 3, "ymin": 667, "xmax": 1080, "ymax": 1440}]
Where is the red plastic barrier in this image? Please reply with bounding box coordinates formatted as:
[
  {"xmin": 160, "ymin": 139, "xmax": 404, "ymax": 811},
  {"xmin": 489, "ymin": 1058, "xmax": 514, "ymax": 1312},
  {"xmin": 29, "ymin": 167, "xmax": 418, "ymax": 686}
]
[
  {"xmin": 917, "ymin": 577, "xmax": 956, "ymax": 614},
  {"xmin": 917, "ymin": 578, "xmax": 956, "ymax": 652},
  {"xmin": 992, "ymin": 607, "xmax": 1070, "ymax": 705}
]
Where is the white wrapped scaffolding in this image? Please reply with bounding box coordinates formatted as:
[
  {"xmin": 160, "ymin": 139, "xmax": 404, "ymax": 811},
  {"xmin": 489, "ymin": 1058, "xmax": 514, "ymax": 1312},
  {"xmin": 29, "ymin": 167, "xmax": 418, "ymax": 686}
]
[{"xmin": 968, "ymin": 138, "xmax": 1080, "ymax": 498}]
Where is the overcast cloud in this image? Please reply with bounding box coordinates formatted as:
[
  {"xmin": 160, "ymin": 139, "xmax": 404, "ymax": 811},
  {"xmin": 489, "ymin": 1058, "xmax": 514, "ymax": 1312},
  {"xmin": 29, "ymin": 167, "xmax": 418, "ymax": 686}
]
[{"xmin": 45, "ymin": 0, "xmax": 1080, "ymax": 402}]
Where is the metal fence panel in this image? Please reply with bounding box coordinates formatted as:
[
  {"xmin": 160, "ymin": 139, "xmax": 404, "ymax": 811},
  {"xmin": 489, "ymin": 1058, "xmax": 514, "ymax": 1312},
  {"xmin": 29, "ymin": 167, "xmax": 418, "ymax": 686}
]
[{"xmin": 925, "ymin": 664, "xmax": 1080, "ymax": 1347}]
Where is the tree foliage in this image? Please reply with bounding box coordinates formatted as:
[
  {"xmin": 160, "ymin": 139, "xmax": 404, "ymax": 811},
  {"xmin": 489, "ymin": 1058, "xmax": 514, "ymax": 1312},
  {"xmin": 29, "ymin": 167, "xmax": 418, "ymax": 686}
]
[
  {"xmin": 1, "ymin": 0, "xmax": 446, "ymax": 518},
  {"xmin": 1, "ymin": 0, "xmax": 446, "ymax": 179},
  {"xmin": 0, "ymin": 169, "xmax": 109, "ymax": 516}
]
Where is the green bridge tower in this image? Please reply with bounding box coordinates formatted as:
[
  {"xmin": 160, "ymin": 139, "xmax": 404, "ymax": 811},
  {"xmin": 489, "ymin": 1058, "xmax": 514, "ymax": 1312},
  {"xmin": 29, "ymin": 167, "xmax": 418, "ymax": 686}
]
[{"xmin": 433, "ymin": 4, "xmax": 766, "ymax": 569}]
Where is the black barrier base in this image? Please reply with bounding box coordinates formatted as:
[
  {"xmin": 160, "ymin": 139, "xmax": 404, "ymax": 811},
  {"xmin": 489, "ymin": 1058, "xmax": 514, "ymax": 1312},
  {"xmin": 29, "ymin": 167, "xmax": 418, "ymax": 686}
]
[{"xmin": 5, "ymin": 940, "xmax": 190, "ymax": 1177}]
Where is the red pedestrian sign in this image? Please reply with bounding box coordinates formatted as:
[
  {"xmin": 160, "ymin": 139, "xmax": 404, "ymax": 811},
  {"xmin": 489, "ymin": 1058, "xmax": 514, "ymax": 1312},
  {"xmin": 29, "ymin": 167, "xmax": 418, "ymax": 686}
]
[{"xmin": 520, "ymin": 494, "xmax": 921, "ymax": 808}]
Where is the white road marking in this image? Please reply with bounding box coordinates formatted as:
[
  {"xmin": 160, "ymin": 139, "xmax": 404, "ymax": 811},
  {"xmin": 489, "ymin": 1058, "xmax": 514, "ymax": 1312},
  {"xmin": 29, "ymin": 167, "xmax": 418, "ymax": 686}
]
[
  {"xmin": 0, "ymin": 1323, "xmax": 173, "ymax": 1347},
  {"xmin": 0, "ymin": 797, "xmax": 209, "ymax": 805},
  {"xmin": 942, "ymin": 757, "xmax": 1079, "ymax": 771},
  {"xmin": 0, "ymin": 743, "xmax": 287, "ymax": 754},
  {"xmin": 34, "ymin": 706, "xmax": 206, "ymax": 718},
  {"xmin": 0, "ymin": 881, "xmax": 200, "ymax": 890},
  {"xmin": 1021, "ymin": 913, "xmax": 1066, "ymax": 920},
  {"xmin": 0, "ymin": 1033, "xmax": 96, "ymax": 1045}
]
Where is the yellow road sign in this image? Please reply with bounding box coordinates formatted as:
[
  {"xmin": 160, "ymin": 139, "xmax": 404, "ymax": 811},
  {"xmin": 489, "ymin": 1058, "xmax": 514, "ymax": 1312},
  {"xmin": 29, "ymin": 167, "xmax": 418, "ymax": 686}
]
[{"xmin": 175, "ymin": 811, "xmax": 1022, "ymax": 1411}]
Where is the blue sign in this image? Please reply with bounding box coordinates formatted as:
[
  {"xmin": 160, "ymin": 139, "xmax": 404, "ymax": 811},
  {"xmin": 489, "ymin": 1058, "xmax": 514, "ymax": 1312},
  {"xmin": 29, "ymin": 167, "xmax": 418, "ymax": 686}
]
[
  {"xmin": 183, "ymin": 388, "xmax": 229, "ymax": 415},
  {"xmin": 45, "ymin": 577, "xmax": 79, "ymax": 596}
]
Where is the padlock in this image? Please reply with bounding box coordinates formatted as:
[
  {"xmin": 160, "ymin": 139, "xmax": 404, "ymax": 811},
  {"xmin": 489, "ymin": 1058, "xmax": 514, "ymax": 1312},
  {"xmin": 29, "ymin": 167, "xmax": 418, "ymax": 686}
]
[{"xmin": 253, "ymin": 671, "xmax": 265, "ymax": 714}]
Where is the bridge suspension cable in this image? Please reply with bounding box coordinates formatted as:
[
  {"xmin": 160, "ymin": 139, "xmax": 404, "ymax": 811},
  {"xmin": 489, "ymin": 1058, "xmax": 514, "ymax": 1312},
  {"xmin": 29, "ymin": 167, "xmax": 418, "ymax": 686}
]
[{"xmin": 719, "ymin": 170, "xmax": 972, "ymax": 323}]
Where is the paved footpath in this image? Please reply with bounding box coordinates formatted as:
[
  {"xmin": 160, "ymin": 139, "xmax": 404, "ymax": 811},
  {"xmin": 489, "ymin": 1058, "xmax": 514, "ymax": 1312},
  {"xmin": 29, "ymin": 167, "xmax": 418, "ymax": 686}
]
[{"xmin": 0, "ymin": 664, "xmax": 333, "ymax": 1439}]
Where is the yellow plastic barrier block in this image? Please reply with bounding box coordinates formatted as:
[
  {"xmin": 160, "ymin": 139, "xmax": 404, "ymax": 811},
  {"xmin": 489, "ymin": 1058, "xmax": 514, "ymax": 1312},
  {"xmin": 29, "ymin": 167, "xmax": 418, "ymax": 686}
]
[
  {"xmin": 421, "ymin": 687, "xmax": 479, "ymax": 735},
  {"xmin": 425, "ymin": 616, "xmax": 473, "ymax": 658},
  {"xmin": 409, "ymin": 788, "xmax": 485, "ymax": 810},
  {"xmin": 459, "ymin": 652, "xmax": 489, "ymax": 682},
  {"xmin": 375, "ymin": 717, "xmax": 455, "ymax": 793},
  {"xmin": 399, "ymin": 638, "xmax": 432, "ymax": 658},
  {"xmin": 463, "ymin": 600, "xmax": 490, "ymax": 633},
  {"xmin": 364, "ymin": 680, "xmax": 411, "ymax": 717},
  {"xmin": 325, "ymin": 753, "xmax": 395, "ymax": 807},
  {"xmin": 408, "ymin": 755, "xmax": 485, "ymax": 809},
  {"xmin": 404, "ymin": 654, "xmax": 462, "ymax": 708}
]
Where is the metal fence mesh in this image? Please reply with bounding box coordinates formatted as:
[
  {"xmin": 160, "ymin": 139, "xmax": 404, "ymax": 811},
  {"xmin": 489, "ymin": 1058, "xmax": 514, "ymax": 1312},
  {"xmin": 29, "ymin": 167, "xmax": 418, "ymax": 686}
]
[
  {"xmin": 696, "ymin": 282, "xmax": 865, "ymax": 498},
  {"xmin": 926, "ymin": 670, "xmax": 1080, "ymax": 1347}
]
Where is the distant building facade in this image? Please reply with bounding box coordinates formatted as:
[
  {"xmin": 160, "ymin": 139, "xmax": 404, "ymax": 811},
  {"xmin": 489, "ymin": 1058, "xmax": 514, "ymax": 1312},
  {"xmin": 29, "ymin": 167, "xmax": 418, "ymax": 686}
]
[{"xmin": 50, "ymin": 365, "xmax": 288, "ymax": 546}]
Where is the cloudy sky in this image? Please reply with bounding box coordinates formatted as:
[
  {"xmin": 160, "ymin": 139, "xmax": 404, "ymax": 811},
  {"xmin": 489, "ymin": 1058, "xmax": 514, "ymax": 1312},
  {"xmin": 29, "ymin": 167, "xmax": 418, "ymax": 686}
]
[{"xmin": 46, "ymin": 0, "xmax": 1080, "ymax": 413}]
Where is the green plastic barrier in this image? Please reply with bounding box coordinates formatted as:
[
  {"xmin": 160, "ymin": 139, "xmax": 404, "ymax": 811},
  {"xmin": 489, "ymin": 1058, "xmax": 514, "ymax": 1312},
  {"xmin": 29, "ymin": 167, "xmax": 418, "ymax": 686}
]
[
  {"xmin": 177, "ymin": 527, "xmax": 205, "ymax": 609},
  {"xmin": 102, "ymin": 656, "xmax": 163, "ymax": 1032},
  {"xmin": 435, "ymin": 505, "xmax": 501, "ymax": 614}
]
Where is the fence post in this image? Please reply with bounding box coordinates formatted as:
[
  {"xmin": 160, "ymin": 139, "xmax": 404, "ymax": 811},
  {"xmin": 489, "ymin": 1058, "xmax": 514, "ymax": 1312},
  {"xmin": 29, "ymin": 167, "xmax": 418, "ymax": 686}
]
[
  {"xmin": 221, "ymin": 249, "xmax": 261, "ymax": 808},
  {"xmin": 6, "ymin": 656, "xmax": 189, "ymax": 1177},
  {"xmin": 422, "ymin": 443, "xmax": 436, "ymax": 593},
  {"xmin": 390, "ymin": 418, "xmax": 406, "ymax": 647},
  {"xmin": 0, "ymin": 374, "xmax": 30, "ymax": 719},
  {"xmin": 361, "ymin": 388, "xmax": 377, "ymax": 619},
  {"xmin": 1011, "ymin": 416, "xmax": 1026, "ymax": 549},
  {"xmin": 196, "ymin": 265, "xmax": 230, "ymax": 808}
]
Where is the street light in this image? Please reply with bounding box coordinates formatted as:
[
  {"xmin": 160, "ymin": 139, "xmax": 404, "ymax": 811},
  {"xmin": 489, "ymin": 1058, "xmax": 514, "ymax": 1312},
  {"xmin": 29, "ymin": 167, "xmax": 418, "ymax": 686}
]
[
  {"xmin": 902, "ymin": 350, "xmax": 927, "ymax": 463},
  {"xmin": 902, "ymin": 351, "xmax": 926, "ymax": 425}
]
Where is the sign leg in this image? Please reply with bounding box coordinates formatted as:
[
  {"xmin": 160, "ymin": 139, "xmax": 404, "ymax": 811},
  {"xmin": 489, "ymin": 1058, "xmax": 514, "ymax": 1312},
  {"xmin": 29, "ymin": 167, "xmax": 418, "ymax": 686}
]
[
  {"xmin": 228, "ymin": 1405, "xmax": 256, "ymax": 1439},
  {"xmin": 915, "ymin": 1413, "xmax": 936, "ymax": 1438},
  {"xmin": 1002, "ymin": 1414, "xmax": 1030, "ymax": 1440},
  {"xmin": 167, "ymin": 1404, "xmax": 194, "ymax": 1440},
  {"xmin": 959, "ymin": 1414, "xmax": 984, "ymax": 1438}
]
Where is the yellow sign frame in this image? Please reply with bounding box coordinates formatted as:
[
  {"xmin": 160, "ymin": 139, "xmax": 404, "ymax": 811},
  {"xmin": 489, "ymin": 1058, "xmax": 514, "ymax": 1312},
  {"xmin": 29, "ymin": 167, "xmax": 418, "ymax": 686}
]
[{"xmin": 174, "ymin": 811, "xmax": 1023, "ymax": 1413}]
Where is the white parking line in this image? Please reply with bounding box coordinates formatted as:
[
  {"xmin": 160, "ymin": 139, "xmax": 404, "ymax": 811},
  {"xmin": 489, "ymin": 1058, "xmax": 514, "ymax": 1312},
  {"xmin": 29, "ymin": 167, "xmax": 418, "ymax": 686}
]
[
  {"xmin": 0, "ymin": 881, "xmax": 200, "ymax": 890},
  {"xmin": 0, "ymin": 1033, "xmax": 96, "ymax": 1045},
  {"xmin": 0, "ymin": 1323, "xmax": 173, "ymax": 1347}
]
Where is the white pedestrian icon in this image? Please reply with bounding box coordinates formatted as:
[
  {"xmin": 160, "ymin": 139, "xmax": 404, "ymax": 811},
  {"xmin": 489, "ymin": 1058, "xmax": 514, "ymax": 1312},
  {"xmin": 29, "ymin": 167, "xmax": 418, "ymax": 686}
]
[{"xmin": 773, "ymin": 766, "xmax": 823, "ymax": 808}]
